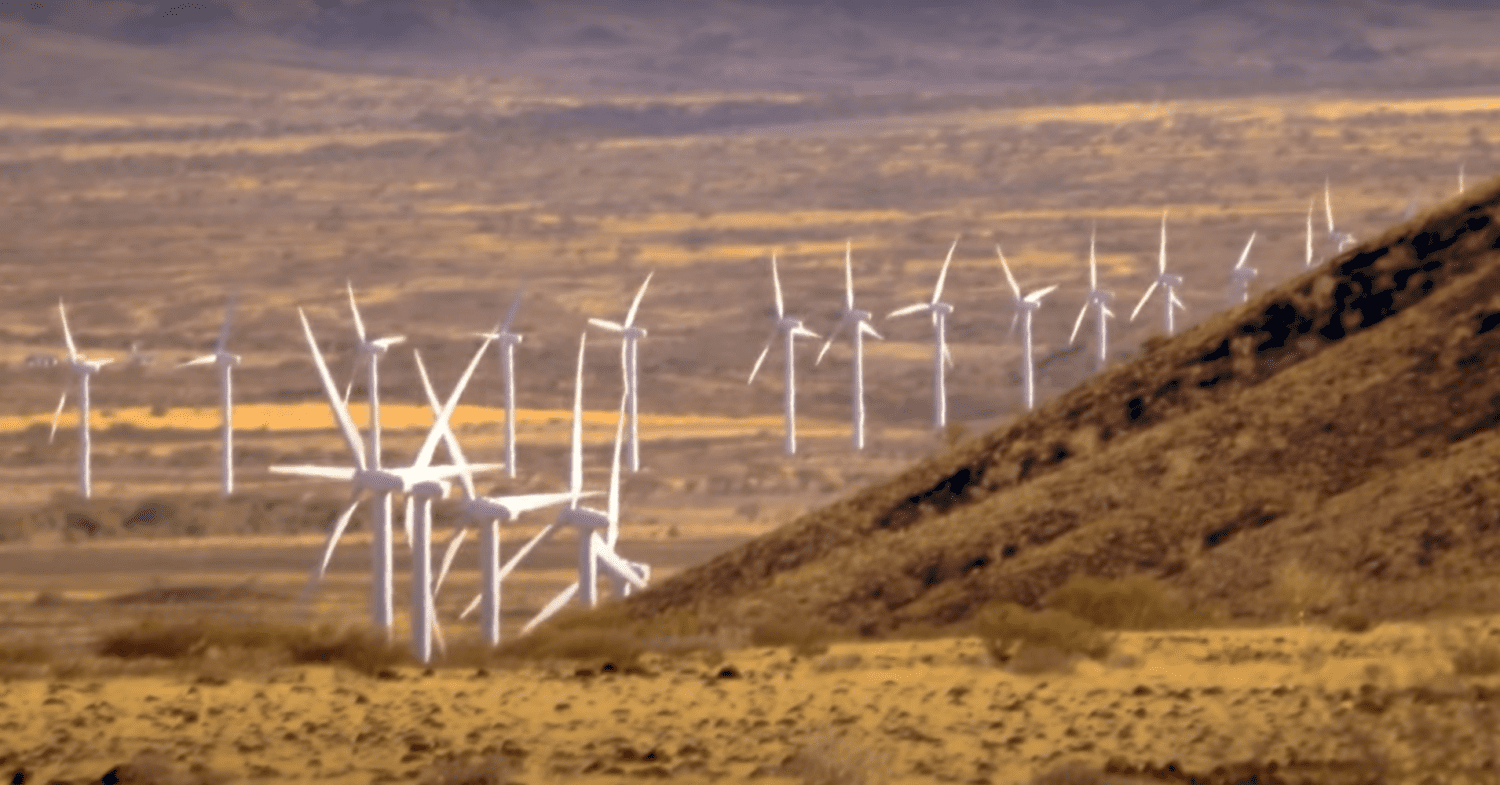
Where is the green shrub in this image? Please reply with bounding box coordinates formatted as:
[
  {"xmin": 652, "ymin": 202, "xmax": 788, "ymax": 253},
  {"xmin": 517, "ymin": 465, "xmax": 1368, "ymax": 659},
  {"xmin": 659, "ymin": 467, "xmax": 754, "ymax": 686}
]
[
  {"xmin": 972, "ymin": 601, "xmax": 1112, "ymax": 663},
  {"xmin": 1044, "ymin": 574, "xmax": 1206, "ymax": 630}
]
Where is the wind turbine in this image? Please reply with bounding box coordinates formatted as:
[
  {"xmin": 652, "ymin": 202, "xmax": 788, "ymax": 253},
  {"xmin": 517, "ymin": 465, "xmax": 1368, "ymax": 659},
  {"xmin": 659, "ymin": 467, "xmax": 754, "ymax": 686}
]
[
  {"xmin": 815, "ymin": 241, "xmax": 883, "ymax": 451},
  {"xmin": 50, "ymin": 300, "xmax": 112, "ymax": 500},
  {"xmin": 1324, "ymin": 178, "xmax": 1356, "ymax": 253},
  {"xmin": 1228, "ymin": 232, "xmax": 1258, "ymax": 306},
  {"xmin": 888, "ymin": 236, "xmax": 959, "ymax": 430},
  {"xmin": 178, "ymin": 295, "xmax": 240, "ymax": 498},
  {"xmin": 1459, "ymin": 162, "xmax": 1466, "ymax": 194},
  {"xmin": 748, "ymin": 254, "xmax": 820, "ymax": 456},
  {"xmin": 588, "ymin": 271, "xmax": 653, "ymax": 472},
  {"xmin": 270, "ymin": 310, "xmax": 501, "ymax": 656},
  {"xmin": 475, "ymin": 286, "xmax": 526, "ymax": 480},
  {"xmin": 519, "ymin": 384, "xmax": 649, "ymax": 637},
  {"xmin": 1067, "ymin": 227, "xmax": 1115, "ymax": 372},
  {"xmin": 417, "ymin": 350, "xmax": 592, "ymax": 647},
  {"xmin": 1129, "ymin": 212, "xmax": 1185, "ymax": 336}
]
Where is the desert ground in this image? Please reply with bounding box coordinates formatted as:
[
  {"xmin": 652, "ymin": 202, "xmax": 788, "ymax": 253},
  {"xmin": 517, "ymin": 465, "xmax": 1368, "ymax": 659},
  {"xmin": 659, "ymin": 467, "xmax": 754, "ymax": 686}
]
[{"xmin": 4, "ymin": 2, "xmax": 1500, "ymax": 783}]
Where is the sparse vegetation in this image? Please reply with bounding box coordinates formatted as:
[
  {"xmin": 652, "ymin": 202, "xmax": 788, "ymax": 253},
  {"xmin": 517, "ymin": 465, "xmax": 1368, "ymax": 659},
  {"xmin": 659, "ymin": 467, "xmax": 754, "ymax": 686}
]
[
  {"xmin": 971, "ymin": 601, "xmax": 1112, "ymax": 664},
  {"xmin": 418, "ymin": 753, "xmax": 514, "ymax": 785},
  {"xmin": 750, "ymin": 618, "xmax": 834, "ymax": 657},
  {"xmin": 780, "ymin": 730, "xmax": 891, "ymax": 785},
  {"xmin": 96, "ymin": 618, "xmax": 407, "ymax": 675},
  {"xmin": 1044, "ymin": 574, "xmax": 1213, "ymax": 630},
  {"xmin": 1271, "ymin": 560, "xmax": 1346, "ymax": 625}
]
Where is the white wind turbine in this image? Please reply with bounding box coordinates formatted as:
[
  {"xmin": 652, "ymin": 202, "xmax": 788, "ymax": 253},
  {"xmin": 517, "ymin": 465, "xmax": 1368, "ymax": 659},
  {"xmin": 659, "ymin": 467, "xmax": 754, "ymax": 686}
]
[
  {"xmin": 1129, "ymin": 212, "xmax": 1186, "ymax": 336},
  {"xmin": 1067, "ymin": 227, "xmax": 1115, "ymax": 372},
  {"xmin": 815, "ymin": 241, "xmax": 883, "ymax": 451},
  {"xmin": 178, "ymin": 295, "xmax": 240, "ymax": 498},
  {"xmin": 1459, "ymin": 161, "xmax": 1466, "ymax": 194},
  {"xmin": 519, "ymin": 386, "xmax": 649, "ymax": 637},
  {"xmin": 1324, "ymin": 178, "xmax": 1357, "ymax": 253},
  {"xmin": 342, "ymin": 281, "xmax": 406, "ymax": 471},
  {"xmin": 417, "ymin": 350, "xmax": 594, "ymax": 647},
  {"xmin": 748, "ymin": 254, "xmax": 820, "ymax": 456},
  {"xmin": 888, "ymin": 236, "xmax": 959, "ymax": 430},
  {"xmin": 1228, "ymin": 232, "xmax": 1258, "ymax": 306},
  {"xmin": 588, "ymin": 271, "xmax": 653, "ymax": 472},
  {"xmin": 271, "ymin": 310, "xmax": 502, "ymax": 656},
  {"xmin": 475, "ymin": 286, "xmax": 526, "ymax": 480},
  {"xmin": 50, "ymin": 300, "xmax": 112, "ymax": 500}
]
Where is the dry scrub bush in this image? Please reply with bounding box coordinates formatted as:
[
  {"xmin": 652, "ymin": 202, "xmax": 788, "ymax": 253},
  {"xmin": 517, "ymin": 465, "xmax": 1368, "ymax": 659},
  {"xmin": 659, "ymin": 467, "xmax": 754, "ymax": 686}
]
[
  {"xmin": 1443, "ymin": 626, "xmax": 1500, "ymax": 676},
  {"xmin": 96, "ymin": 750, "xmax": 221, "ymax": 785},
  {"xmin": 96, "ymin": 618, "xmax": 406, "ymax": 675},
  {"xmin": 781, "ymin": 730, "xmax": 892, "ymax": 785},
  {"xmin": 972, "ymin": 602, "xmax": 1112, "ymax": 665},
  {"xmin": 1044, "ymin": 574, "xmax": 1212, "ymax": 630}
]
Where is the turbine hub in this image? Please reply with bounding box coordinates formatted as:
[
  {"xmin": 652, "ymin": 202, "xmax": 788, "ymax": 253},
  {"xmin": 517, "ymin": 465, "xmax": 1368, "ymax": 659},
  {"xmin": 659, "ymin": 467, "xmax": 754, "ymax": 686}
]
[
  {"xmin": 623, "ymin": 327, "xmax": 647, "ymax": 340},
  {"xmin": 500, "ymin": 332, "xmax": 523, "ymax": 346},
  {"xmin": 931, "ymin": 301, "xmax": 955, "ymax": 316},
  {"xmin": 1159, "ymin": 273, "xmax": 1183, "ymax": 288},
  {"xmin": 847, "ymin": 309, "xmax": 872, "ymax": 322},
  {"xmin": 1091, "ymin": 290, "xmax": 1115, "ymax": 304},
  {"xmin": 411, "ymin": 479, "xmax": 451, "ymax": 499},
  {"xmin": 777, "ymin": 316, "xmax": 803, "ymax": 332}
]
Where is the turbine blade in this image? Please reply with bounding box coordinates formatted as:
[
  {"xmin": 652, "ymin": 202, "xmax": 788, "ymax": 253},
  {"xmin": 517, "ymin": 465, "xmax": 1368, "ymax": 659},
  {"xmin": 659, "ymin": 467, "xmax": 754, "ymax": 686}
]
[
  {"xmin": 341, "ymin": 352, "xmax": 363, "ymax": 406},
  {"xmin": 592, "ymin": 533, "xmax": 647, "ymax": 589},
  {"xmin": 1323, "ymin": 178, "xmax": 1336, "ymax": 234},
  {"xmin": 1024, "ymin": 284, "xmax": 1059, "ymax": 303},
  {"xmin": 747, "ymin": 335, "xmax": 774, "ymax": 384},
  {"xmin": 932, "ymin": 235, "xmax": 959, "ymax": 304},
  {"xmin": 346, "ymin": 281, "xmax": 367, "ymax": 342},
  {"xmin": 499, "ymin": 284, "xmax": 526, "ymax": 333},
  {"xmin": 433, "ymin": 523, "xmax": 469, "ymax": 599},
  {"xmin": 859, "ymin": 321, "xmax": 882, "ymax": 340},
  {"xmin": 570, "ymin": 333, "xmax": 586, "ymax": 498},
  {"xmin": 480, "ymin": 492, "xmax": 589, "ymax": 518},
  {"xmin": 1305, "ymin": 200, "xmax": 1315, "ymax": 268},
  {"xmin": 412, "ymin": 336, "xmax": 494, "ymax": 470},
  {"xmin": 623, "ymin": 271, "xmax": 653, "ymax": 328},
  {"xmin": 815, "ymin": 320, "xmax": 846, "ymax": 365},
  {"xmin": 297, "ymin": 497, "xmax": 362, "ymax": 616},
  {"xmin": 843, "ymin": 240, "xmax": 854, "ymax": 311},
  {"xmin": 268, "ymin": 465, "xmax": 361, "ymax": 481},
  {"xmin": 996, "ymin": 245, "xmax": 1021, "ymax": 299},
  {"xmin": 1234, "ymin": 231, "xmax": 1257, "ymax": 270},
  {"xmin": 403, "ymin": 496, "xmax": 414, "ymax": 549},
  {"xmin": 588, "ymin": 318, "xmax": 624, "ymax": 332},
  {"xmin": 57, "ymin": 301, "xmax": 77, "ymax": 362},
  {"xmin": 496, "ymin": 522, "xmax": 559, "ymax": 583},
  {"xmin": 413, "ymin": 350, "xmax": 476, "ymax": 501},
  {"xmin": 49, "ymin": 389, "xmax": 67, "ymax": 444},
  {"xmin": 298, "ymin": 309, "xmax": 367, "ymax": 470},
  {"xmin": 1103, "ymin": 306, "xmax": 1116, "ymax": 319},
  {"xmin": 521, "ymin": 582, "xmax": 580, "ymax": 636},
  {"xmin": 943, "ymin": 342, "xmax": 954, "ymax": 370},
  {"xmin": 1130, "ymin": 281, "xmax": 1159, "ymax": 322},
  {"xmin": 792, "ymin": 325, "xmax": 820, "ymax": 340},
  {"xmin": 887, "ymin": 302, "xmax": 928, "ymax": 319},
  {"xmin": 215, "ymin": 295, "xmax": 237, "ymax": 354},
  {"xmin": 177, "ymin": 355, "xmax": 216, "ymax": 369},
  {"xmin": 1170, "ymin": 291, "xmax": 1186, "ymax": 311},
  {"xmin": 1068, "ymin": 303, "xmax": 1089, "ymax": 346},
  {"xmin": 770, "ymin": 253, "xmax": 784, "ymax": 319}
]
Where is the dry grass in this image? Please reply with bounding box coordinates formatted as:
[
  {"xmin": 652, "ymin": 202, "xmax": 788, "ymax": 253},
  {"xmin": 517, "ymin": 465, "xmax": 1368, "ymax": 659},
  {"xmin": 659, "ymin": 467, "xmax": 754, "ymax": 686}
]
[
  {"xmin": 970, "ymin": 601, "xmax": 1112, "ymax": 665},
  {"xmin": 95, "ymin": 617, "xmax": 408, "ymax": 676},
  {"xmin": 1043, "ymin": 574, "xmax": 1214, "ymax": 630},
  {"xmin": 779, "ymin": 730, "xmax": 892, "ymax": 785},
  {"xmin": 417, "ymin": 753, "xmax": 514, "ymax": 785}
]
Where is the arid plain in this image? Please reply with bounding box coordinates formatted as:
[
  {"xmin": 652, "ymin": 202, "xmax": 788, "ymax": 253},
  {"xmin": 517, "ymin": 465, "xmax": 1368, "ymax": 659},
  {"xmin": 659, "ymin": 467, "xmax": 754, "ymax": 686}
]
[{"xmin": 5, "ymin": 5, "xmax": 1500, "ymax": 784}]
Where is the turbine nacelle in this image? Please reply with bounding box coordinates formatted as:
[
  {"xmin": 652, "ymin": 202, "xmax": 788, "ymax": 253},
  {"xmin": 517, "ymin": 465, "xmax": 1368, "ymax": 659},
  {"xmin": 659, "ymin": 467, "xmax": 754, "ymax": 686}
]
[
  {"xmin": 70, "ymin": 358, "xmax": 112, "ymax": 375},
  {"xmin": 362, "ymin": 336, "xmax": 406, "ymax": 355},
  {"xmin": 1159, "ymin": 273, "xmax": 1183, "ymax": 289}
]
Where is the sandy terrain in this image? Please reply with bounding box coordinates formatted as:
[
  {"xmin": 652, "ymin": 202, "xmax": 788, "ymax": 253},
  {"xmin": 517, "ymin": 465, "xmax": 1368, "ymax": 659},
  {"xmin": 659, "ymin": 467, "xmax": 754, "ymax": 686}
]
[{"xmin": 4, "ymin": 620, "xmax": 1497, "ymax": 784}]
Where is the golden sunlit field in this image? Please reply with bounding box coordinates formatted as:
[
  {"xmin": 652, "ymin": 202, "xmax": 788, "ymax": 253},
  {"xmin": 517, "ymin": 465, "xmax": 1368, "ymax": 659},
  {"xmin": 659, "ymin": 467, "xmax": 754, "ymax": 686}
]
[{"xmin": 5, "ymin": 2, "xmax": 1500, "ymax": 783}]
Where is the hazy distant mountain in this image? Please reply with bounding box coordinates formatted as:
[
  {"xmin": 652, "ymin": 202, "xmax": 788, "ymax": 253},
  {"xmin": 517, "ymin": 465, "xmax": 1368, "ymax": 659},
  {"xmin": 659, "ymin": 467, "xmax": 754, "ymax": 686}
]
[{"xmin": 3, "ymin": 0, "xmax": 1500, "ymax": 97}]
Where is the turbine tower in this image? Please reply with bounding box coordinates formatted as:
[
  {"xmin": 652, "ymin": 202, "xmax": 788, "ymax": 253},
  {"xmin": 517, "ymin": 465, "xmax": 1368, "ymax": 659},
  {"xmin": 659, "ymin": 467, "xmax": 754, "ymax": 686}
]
[
  {"xmin": 748, "ymin": 254, "xmax": 820, "ymax": 456},
  {"xmin": 271, "ymin": 310, "xmax": 501, "ymax": 649},
  {"xmin": 343, "ymin": 281, "xmax": 406, "ymax": 471},
  {"xmin": 815, "ymin": 241, "xmax": 883, "ymax": 451},
  {"xmin": 1228, "ymin": 232, "xmax": 1258, "ymax": 306},
  {"xmin": 588, "ymin": 271, "xmax": 654, "ymax": 472},
  {"xmin": 1129, "ymin": 212, "xmax": 1185, "ymax": 336},
  {"xmin": 1067, "ymin": 227, "xmax": 1115, "ymax": 372},
  {"xmin": 1017, "ymin": 283, "xmax": 1059, "ymax": 412},
  {"xmin": 1305, "ymin": 200, "xmax": 1315, "ymax": 269},
  {"xmin": 888, "ymin": 236, "xmax": 959, "ymax": 430},
  {"xmin": 475, "ymin": 286, "xmax": 526, "ymax": 480},
  {"xmin": 1459, "ymin": 161, "xmax": 1466, "ymax": 194},
  {"xmin": 179, "ymin": 295, "xmax": 241, "ymax": 497},
  {"xmin": 51, "ymin": 301, "xmax": 112, "ymax": 500}
]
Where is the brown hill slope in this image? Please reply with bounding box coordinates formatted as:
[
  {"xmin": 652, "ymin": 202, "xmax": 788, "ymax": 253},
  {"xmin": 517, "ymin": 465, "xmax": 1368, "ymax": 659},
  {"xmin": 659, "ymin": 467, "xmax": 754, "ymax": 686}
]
[{"xmin": 617, "ymin": 176, "xmax": 1500, "ymax": 634}]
